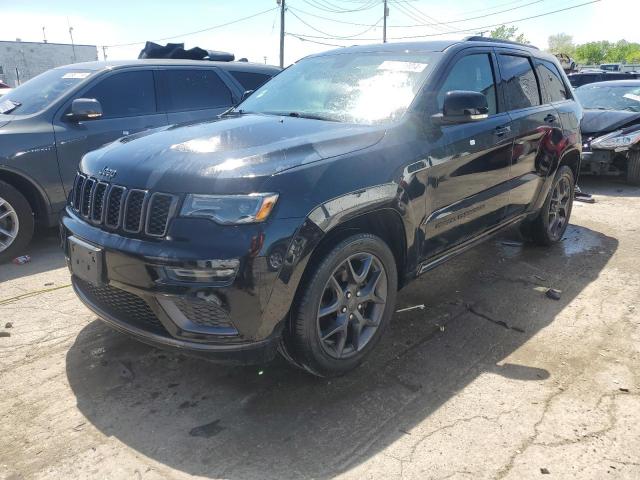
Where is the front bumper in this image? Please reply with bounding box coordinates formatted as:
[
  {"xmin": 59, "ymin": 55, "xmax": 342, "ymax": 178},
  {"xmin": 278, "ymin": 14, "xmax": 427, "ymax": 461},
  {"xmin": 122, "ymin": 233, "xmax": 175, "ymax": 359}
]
[
  {"xmin": 61, "ymin": 207, "xmax": 304, "ymax": 365},
  {"xmin": 580, "ymin": 149, "xmax": 629, "ymax": 176}
]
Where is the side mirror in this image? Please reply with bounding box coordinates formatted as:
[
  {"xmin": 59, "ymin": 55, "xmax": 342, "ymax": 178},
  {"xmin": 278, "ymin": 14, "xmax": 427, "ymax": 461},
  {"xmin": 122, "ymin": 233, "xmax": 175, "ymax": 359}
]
[
  {"xmin": 240, "ymin": 90, "xmax": 254, "ymax": 102},
  {"xmin": 66, "ymin": 98, "xmax": 103, "ymax": 122},
  {"xmin": 433, "ymin": 90, "xmax": 489, "ymax": 125}
]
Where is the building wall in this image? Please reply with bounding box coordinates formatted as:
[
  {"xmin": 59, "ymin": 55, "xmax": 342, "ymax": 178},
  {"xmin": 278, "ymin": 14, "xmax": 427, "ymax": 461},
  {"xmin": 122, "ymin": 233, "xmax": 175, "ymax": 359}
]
[{"xmin": 0, "ymin": 41, "xmax": 98, "ymax": 87}]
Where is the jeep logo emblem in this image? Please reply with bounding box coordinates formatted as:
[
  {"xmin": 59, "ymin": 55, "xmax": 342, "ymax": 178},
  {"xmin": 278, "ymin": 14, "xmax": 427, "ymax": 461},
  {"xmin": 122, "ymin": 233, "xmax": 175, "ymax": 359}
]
[{"xmin": 98, "ymin": 166, "xmax": 117, "ymax": 179}]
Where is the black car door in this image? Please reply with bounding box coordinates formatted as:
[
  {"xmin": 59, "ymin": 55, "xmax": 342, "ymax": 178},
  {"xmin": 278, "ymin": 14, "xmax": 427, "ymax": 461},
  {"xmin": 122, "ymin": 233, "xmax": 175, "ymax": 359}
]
[
  {"xmin": 421, "ymin": 49, "xmax": 514, "ymax": 258},
  {"xmin": 53, "ymin": 69, "xmax": 168, "ymax": 194},
  {"xmin": 157, "ymin": 68, "xmax": 239, "ymax": 125},
  {"xmin": 496, "ymin": 50, "xmax": 561, "ymax": 218}
]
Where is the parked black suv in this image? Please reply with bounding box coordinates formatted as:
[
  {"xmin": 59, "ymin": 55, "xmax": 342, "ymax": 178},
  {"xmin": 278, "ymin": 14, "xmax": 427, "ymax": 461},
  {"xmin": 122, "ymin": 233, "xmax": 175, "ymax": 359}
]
[
  {"xmin": 0, "ymin": 60, "xmax": 280, "ymax": 261},
  {"xmin": 61, "ymin": 38, "xmax": 582, "ymax": 376}
]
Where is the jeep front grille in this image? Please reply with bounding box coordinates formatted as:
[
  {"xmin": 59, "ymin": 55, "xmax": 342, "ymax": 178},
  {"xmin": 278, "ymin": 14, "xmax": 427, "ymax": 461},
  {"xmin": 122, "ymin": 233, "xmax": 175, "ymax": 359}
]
[{"xmin": 69, "ymin": 173, "xmax": 178, "ymax": 238}]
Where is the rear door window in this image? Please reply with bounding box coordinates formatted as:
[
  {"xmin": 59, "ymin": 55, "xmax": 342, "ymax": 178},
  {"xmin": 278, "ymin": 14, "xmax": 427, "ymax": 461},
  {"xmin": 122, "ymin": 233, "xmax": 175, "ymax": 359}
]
[
  {"xmin": 498, "ymin": 54, "xmax": 541, "ymax": 110},
  {"xmin": 227, "ymin": 70, "xmax": 272, "ymax": 91},
  {"xmin": 160, "ymin": 69, "xmax": 233, "ymax": 112},
  {"xmin": 537, "ymin": 60, "xmax": 569, "ymax": 102},
  {"xmin": 437, "ymin": 53, "xmax": 498, "ymax": 115},
  {"xmin": 83, "ymin": 70, "xmax": 156, "ymax": 118}
]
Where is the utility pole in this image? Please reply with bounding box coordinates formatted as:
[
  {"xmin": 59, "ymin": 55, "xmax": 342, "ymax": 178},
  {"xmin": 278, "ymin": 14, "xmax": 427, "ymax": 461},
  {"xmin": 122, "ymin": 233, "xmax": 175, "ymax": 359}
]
[
  {"xmin": 102, "ymin": 46, "xmax": 108, "ymax": 61},
  {"xmin": 42, "ymin": 26, "xmax": 47, "ymax": 43},
  {"xmin": 383, "ymin": 0, "xmax": 388, "ymax": 43},
  {"xmin": 67, "ymin": 18, "xmax": 77, "ymax": 63},
  {"xmin": 279, "ymin": 0, "xmax": 285, "ymax": 68}
]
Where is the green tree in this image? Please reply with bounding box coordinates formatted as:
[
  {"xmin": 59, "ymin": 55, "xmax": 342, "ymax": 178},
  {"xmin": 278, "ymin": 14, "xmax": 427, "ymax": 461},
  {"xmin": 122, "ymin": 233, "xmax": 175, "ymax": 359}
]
[
  {"xmin": 489, "ymin": 25, "xmax": 528, "ymax": 44},
  {"xmin": 548, "ymin": 33, "xmax": 575, "ymax": 55},
  {"xmin": 574, "ymin": 41, "xmax": 610, "ymax": 64}
]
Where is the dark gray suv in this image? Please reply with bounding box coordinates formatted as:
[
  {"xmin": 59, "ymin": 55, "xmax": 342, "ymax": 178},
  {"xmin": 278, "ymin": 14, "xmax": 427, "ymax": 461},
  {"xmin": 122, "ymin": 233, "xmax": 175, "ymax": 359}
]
[{"xmin": 0, "ymin": 60, "xmax": 280, "ymax": 261}]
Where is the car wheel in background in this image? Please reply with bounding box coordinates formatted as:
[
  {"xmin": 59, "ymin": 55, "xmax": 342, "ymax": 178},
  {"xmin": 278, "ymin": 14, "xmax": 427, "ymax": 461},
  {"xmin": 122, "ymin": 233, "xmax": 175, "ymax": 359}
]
[
  {"xmin": 627, "ymin": 150, "xmax": 640, "ymax": 185},
  {"xmin": 0, "ymin": 180, "xmax": 34, "ymax": 263},
  {"xmin": 527, "ymin": 165, "xmax": 575, "ymax": 246},
  {"xmin": 281, "ymin": 233, "xmax": 398, "ymax": 377}
]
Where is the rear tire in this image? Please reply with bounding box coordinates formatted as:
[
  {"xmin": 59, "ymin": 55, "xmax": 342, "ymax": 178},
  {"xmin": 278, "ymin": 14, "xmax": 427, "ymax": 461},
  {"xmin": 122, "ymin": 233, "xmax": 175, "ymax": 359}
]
[
  {"xmin": 627, "ymin": 150, "xmax": 640, "ymax": 185},
  {"xmin": 281, "ymin": 233, "xmax": 398, "ymax": 377},
  {"xmin": 528, "ymin": 165, "xmax": 575, "ymax": 246}
]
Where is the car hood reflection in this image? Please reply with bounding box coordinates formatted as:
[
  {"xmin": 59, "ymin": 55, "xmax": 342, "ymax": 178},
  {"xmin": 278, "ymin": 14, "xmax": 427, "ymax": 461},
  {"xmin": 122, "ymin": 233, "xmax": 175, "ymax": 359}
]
[{"xmin": 81, "ymin": 113, "xmax": 386, "ymax": 191}]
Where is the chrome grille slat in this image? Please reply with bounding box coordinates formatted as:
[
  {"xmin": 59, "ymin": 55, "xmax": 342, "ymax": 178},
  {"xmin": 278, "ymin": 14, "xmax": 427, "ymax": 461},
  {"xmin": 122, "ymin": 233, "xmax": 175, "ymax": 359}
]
[{"xmin": 69, "ymin": 173, "xmax": 174, "ymax": 238}]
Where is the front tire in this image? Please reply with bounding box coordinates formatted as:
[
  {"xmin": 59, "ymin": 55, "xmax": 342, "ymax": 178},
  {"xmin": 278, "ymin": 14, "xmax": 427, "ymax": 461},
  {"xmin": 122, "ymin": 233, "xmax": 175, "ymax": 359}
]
[
  {"xmin": 528, "ymin": 165, "xmax": 575, "ymax": 246},
  {"xmin": 627, "ymin": 150, "xmax": 640, "ymax": 185},
  {"xmin": 282, "ymin": 233, "xmax": 398, "ymax": 377},
  {"xmin": 0, "ymin": 180, "xmax": 34, "ymax": 264}
]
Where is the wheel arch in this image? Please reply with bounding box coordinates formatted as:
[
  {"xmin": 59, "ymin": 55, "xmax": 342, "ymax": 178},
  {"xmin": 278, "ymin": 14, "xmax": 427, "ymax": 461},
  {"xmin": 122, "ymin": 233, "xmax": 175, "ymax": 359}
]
[{"xmin": 0, "ymin": 167, "xmax": 52, "ymax": 226}]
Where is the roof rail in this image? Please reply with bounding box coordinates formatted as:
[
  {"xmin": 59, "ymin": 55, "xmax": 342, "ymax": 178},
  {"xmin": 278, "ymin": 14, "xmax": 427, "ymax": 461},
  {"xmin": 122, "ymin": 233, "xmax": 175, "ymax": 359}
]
[{"xmin": 464, "ymin": 36, "xmax": 539, "ymax": 50}]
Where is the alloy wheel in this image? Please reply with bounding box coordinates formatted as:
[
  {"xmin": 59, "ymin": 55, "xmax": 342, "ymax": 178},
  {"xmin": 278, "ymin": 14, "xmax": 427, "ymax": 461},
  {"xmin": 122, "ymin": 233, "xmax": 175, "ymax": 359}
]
[
  {"xmin": 548, "ymin": 176, "xmax": 571, "ymax": 240},
  {"xmin": 316, "ymin": 252, "xmax": 388, "ymax": 359},
  {"xmin": 0, "ymin": 196, "xmax": 19, "ymax": 253}
]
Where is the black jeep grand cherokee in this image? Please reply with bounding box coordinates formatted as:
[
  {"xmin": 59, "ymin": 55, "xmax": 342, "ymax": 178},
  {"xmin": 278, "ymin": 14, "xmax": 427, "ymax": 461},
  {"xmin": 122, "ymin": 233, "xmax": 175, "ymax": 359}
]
[{"xmin": 61, "ymin": 38, "xmax": 582, "ymax": 376}]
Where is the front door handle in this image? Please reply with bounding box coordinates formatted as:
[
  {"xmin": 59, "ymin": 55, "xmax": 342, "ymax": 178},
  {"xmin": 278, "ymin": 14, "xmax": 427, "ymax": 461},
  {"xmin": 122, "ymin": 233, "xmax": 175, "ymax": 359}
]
[
  {"xmin": 544, "ymin": 114, "xmax": 557, "ymax": 124},
  {"xmin": 494, "ymin": 125, "xmax": 511, "ymax": 137}
]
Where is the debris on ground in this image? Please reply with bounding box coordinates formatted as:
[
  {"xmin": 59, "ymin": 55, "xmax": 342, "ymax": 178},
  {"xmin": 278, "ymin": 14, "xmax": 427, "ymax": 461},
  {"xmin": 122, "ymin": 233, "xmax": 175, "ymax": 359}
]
[
  {"xmin": 12, "ymin": 255, "xmax": 31, "ymax": 265},
  {"xmin": 0, "ymin": 331, "xmax": 10, "ymax": 337},
  {"xmin": 118, "ymin": 362, "xmax": 134, "ymax": 381},
  {"xmin": 541, "ymin": 467, "xmax": 551, "ymax": 474},
  {"xmin": 575, "ymin": 185, "xmax": 595, "ymax": 203},
  {"xmin": 501, "ymin": 240, "xmax": 524, "ymax": 247},
  {"xmin": 546, "ymin": 288, "xmax": 562, "ymax": 300},
  {"xmin": 619, "ymin": 387, "xmax": 630, "ymax": 393},
  {"xmin": 44, "ymin": 282, "xmax": 54, "ymax": 286},
  {"xmin": 396, "ymin": 304, "xmax": 425, "ymax": 313},
  {"xmin": 189, "ymin": 419, "xmax": 225, "ymax": 438},
  {"xmin": 5, "ymin": 322, "xmax": 12, "ymax": 328}
]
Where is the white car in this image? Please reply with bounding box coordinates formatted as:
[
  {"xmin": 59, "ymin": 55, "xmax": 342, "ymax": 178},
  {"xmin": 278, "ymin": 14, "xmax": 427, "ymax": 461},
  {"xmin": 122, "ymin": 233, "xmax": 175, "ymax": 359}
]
[{"xmin": 0, "ymin": 88, "xmax": 12, "ymax": 97}]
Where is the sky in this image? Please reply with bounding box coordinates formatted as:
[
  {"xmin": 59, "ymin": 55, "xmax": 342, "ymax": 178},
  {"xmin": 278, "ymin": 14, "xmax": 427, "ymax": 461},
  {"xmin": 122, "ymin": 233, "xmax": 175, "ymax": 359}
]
[{"xmin": 1, "ymin": 0, "xmax": 638, "ymax": 66}]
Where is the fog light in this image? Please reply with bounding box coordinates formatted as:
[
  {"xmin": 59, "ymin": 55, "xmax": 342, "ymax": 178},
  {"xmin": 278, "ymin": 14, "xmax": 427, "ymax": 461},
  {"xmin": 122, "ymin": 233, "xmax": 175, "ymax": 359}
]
[{"xmin": 164, "ymin": 259, "xmax": 240, "ymax": 283}]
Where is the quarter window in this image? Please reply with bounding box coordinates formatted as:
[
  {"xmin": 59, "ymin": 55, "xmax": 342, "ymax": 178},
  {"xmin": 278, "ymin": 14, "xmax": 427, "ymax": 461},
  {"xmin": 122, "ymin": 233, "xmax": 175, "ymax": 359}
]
[
  {"xmin": 438, "ymin": 54, "xmax": 497, "ymax": 115},
  {"xmin": 228, "ymin": 71, "xmax": 272, "ymax": 91},
  {"xmin": 498, "ymin": 54, "xmax": 541, "ymax": 110},
  {"xmin": 538, "ymin": 60, "xmax": 568, "ymax": 103},
  {"xmin": 83, "ymin": 71, "xmax": 156, "ymax": 118},
  {"xmin": 161, "ymin": 69, "xmax": 233, "ymax": 112}
]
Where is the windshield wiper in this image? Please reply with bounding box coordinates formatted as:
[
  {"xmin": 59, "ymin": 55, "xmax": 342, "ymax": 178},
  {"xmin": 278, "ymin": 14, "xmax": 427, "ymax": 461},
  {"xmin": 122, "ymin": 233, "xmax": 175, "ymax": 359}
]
[
  {"xmin": 285, "ymin": 111, "xmax": 340, "ymax": 122},
  {"xmin": 0, "ymin": 100, "xmax": 21, "ymax": 115}
]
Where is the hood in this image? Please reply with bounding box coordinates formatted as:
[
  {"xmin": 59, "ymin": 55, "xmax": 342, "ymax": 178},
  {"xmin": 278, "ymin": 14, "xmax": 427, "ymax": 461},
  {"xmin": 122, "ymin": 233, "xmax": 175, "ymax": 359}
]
[
  {"xmin": 0, "ymin": 114, "xmax": 17, "ymax": 129},
  {"xmin": 81, "ymin": 114, "xmax": 386, "ymax": 192},
  {"xmin": 581, "ymin": 109, "xmax": 640, "ymax": 136}
]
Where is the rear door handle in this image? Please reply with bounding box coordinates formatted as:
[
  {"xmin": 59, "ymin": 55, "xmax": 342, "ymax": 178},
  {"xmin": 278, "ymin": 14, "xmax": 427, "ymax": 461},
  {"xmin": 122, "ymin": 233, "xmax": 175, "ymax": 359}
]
[
  {"xmin": 494, "ymin": 125, "xmax": 511, "ymax": 137},
  {"xmin": 544, "ymin": 114, "xmax": 557, "ymax": 124}
]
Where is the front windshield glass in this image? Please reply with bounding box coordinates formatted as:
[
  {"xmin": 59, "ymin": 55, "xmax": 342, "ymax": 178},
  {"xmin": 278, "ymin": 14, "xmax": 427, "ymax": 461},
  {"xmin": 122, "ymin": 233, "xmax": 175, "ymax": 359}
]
[
  {"xmin": 0, "ymin": 68, "xmax": 93, "ymax": 115},
  {"xmin": 575, "ymin": 83, "xmax": 640, "ymax": 112},
  {"xmin": 237, "ymin": 52, "xmax": 440, "ymax": 125}
]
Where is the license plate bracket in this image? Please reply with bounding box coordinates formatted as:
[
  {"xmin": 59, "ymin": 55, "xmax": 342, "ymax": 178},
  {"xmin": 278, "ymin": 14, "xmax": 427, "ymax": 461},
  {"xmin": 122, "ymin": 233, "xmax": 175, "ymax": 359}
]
[{"xmin": 69, "ymin": 236, "xmax": 104, "ymax": 286}]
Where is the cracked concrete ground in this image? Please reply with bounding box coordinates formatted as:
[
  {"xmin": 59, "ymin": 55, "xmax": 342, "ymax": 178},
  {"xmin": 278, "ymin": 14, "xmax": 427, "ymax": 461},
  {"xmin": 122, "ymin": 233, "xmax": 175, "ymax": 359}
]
[{"xmin": 1, "ymin": 177, "xmax": 639, "ymax": 480}]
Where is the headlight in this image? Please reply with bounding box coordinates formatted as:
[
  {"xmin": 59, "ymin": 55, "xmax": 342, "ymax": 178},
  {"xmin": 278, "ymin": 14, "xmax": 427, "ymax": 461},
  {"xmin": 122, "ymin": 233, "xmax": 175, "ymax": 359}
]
[
  {"xmin": 590, "ymin": 129, "xmax": 640, "ymax": 151},
  {"xmin": 180, "ymin": 193, "xmax": 278, "ymax": 225}
]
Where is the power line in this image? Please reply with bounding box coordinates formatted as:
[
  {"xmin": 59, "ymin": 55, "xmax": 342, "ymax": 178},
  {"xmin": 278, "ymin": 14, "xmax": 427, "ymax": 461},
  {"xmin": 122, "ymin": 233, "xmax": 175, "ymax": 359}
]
[
  {"xmin": 301, "ymin": 0, "xmax": 379, "ymax": 13},
  {"xmin": 289, "ymin": 9, "xmax": 383, "ymax": 39},
  {"xmin": 390, "ymin": 0, "xmax": 546, "ymax": 27},
  {"xmin": 288, "ymin": 5, "xmax": 383, "ymax": 26},
  {"xmin": 104, "ymin": 7, "xmax": 278, "ymax": 48},
  {"xmin": 391, "ymin": 0, "xmax": 455, "ymax": 32},
  {"xmin": 286, "ymin": 32, "xmax": 348, "ymax": 47},
  {"xmin": 288, "ymin": 0, "xmax": 601, "ymax": 41}
]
